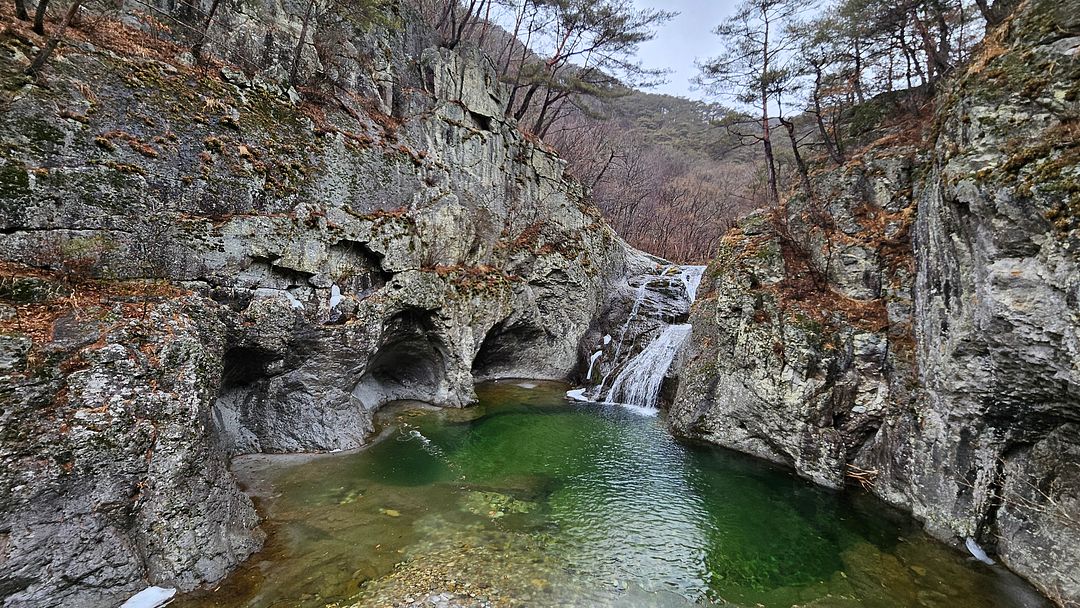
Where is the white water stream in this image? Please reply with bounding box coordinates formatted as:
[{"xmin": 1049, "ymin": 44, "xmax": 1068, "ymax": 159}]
[
  {"xmin": 605, "ymin": 323, "xmax": 693, "ymax": 413},
  {"xmin": 678, "ymin": 266, "xmax": 706, "ymax": 303},
  {"xmin": 570, "ymin": 265, "xmax": 706, "ymax": 413}
]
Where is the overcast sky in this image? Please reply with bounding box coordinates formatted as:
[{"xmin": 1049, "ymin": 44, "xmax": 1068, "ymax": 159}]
[{"xmin": 632, "ymin": 0, "xmax": 740, "ymax": 100}]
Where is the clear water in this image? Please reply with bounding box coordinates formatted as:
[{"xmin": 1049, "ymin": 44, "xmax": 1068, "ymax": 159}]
[{"xmin": 178, "ymin": 382, "xmax": 1046, "ymax": 608}]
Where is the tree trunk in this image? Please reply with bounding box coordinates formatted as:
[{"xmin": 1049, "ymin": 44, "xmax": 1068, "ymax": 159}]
[
  {"xmin": 781, "ymin": 117, "xmax": 814, "ymax": 201},
  {"xmin": 32, "ymin": 0, "xmax": 50, "ymax": 35},
  {"xmin": 760, "ymin": 22, "xmax": 779, "ymax": 207},
  {"xmin": 812, "ymin": 66, "xmax": 843, "ymax": 165},
  {"xmin": 534, "ymin": 88, "xmax": 570, "ymax": 138},
  {"xmin": 512, "ymin": 83, "xmax": 540, "ymax": 122},
  {"xmin": 475, "ymin": 0, "xmax": 493, "ymax": 48},
  {"xmin": 27, "ymin": 0, "xmax": 81, "ymax": 78},
  {"xmin": 900, "ymin": 23, "xmax": 927, "ymax": 85},
  {"xmin": 899, "ymin": 28, "xmax": 913, "ymax": 88},
  {"xmin": 912, "ymin": 9, "xmax": 950, "ymax": 78},
  {"xmin": 290, "ymin": 0, "xmax": 317, "ymax": 86},
  {"xmin": 852, "ymin": 37, "xmax": 865, "ymax": 104},
  {"xmin": 192, "ymin": 0, "xmax": 223, "ymax": 67},
  {"xmin": 15, "ymin": 0, "xmax": 29, "ymax": 21},
  {"xmin": 832, "ymin": 105, "xmax": 846, "ymax": 159},
  {"xmin": 532, "ymin": 87, "xmax": 554, "ymax": 134}
]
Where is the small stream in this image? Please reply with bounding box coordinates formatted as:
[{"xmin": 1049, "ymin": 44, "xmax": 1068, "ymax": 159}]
[{"xmin": 177, "ymin": 383, "xmax": 1045, "ymax": 608}]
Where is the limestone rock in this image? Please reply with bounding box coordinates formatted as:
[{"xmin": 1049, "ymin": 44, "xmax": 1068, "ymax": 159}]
[
  {"xmin": 0, "ymin": 298, "xmax": 263, "ymax": 607},
  {"xmin": 671, "ymin": 0, "xmax": 1080, "ymax": 602},
  {"xmin": 0, "ymin": 0, "xmax": 640, "ymax": 604}
]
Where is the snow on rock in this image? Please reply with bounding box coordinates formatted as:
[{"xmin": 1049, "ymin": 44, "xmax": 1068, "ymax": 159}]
[
  {"xmin": 120, "ymin": 587, "xmax": 176, "ymax": 608},
  {"xmin": 965, "ymin": 538, "xmax": 995, "ymax": 565},
  {"xmin": 565, "ymin": 389, "xmax": 590, "ymax": 402}
]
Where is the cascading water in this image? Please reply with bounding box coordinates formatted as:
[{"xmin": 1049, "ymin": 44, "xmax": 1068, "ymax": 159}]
[
  {"xmin": 594, "ymin": 280, "xmax": 653, "ymax": 397},
  {"xmin": 605, "ymin": 324, "xmax": 692, "ymax": 412},
  {"xmin": 677, "ymin": 266, "xmax": 706, "ymax": 303},
  {"xmin": 607, "ymin": 282, "xmax": 650, "ymax": 365},
  {"xmin": 570, "ymin": 265, "xmax": 706, "ymax": 413}
]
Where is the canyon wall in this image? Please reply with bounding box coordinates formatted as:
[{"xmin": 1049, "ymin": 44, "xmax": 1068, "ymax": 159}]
[
  {"xmin": 0, "ymin": 3, "xmax": 647, "ymax": 604},
  {"xmin": 671, "ymin": 0, "xmax": 1080, "ymax": 603}
]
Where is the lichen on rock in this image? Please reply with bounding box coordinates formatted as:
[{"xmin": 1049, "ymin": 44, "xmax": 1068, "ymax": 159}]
[
  {"xmin": 670, "ymin": 0, "xmax": 1080, "ymax": 602},
  {"xmin": 0, "ymin": 1, "xmax": 640, "ymax": 604}
]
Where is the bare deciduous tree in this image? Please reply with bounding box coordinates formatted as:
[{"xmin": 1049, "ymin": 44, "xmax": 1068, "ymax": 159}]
[{"xmin": 697, "ymin": 0, "xmax": 811, "ymax": 208}]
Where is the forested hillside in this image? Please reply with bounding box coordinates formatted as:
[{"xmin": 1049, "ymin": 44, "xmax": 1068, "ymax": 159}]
[{"xmin": 2, "ymin": 0, "xmax": 1078, "ymax": 605}]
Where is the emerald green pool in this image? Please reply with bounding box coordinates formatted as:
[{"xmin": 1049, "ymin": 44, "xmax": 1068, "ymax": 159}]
[{"xmin": 179, "ymin": 382, "xmax": 1046, "ymax": 608}]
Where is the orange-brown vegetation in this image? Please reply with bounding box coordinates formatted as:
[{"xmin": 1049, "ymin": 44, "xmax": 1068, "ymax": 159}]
[{"xmin": 0, "ymin": 261, "xmax": 184, "ymax": 368}]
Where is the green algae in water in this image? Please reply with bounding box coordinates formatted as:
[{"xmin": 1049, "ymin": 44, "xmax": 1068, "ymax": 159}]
[{"xmin": 177, "ymin": 382, "xmax": 1048, "ymax": 608}]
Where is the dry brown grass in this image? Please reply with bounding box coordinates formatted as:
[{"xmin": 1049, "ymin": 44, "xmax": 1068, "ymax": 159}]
[{"xmin": 0, "ymin": 261, "xmax": 184, "ymax": 366}]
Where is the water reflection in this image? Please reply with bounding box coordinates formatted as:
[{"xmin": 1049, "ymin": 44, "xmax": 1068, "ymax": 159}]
[{"xmin": 176, "ymin": 382, "xmax": 1047, "ymax": 608}]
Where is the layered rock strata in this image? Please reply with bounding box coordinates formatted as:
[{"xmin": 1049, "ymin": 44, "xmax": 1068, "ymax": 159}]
[{"xmin": 0, "ymin": 4, "xmax": 642, "ymax": 604}]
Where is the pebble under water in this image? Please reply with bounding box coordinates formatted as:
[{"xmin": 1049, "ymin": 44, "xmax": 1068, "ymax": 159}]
[{"xmin": 178, "ymin": 382, "xmax": 1048, "ymax": 608}]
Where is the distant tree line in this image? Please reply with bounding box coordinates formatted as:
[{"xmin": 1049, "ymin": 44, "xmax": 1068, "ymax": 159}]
[
  {"xmin": 412, "ymin": 0, "xmax": 766, "ymax": 262},
  {"xmin": 544, "ymin": 94, "xmax": 767, "ymax": 263},
  {"xmin": 696, "ymin": 0, "xmax": 1015, "ymax": 207}
]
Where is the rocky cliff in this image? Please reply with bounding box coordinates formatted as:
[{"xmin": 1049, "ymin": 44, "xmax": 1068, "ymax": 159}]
[
  {"xmin": 0, "ymin": 2, "xmax": 647, "ymax": 604},
  {"xmin": 671, "ymin": 0, "xmax": 1080, "ymax": 603}
]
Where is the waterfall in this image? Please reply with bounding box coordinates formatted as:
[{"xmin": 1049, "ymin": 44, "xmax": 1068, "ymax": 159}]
[
  {"xmin": 569, "ymin": 264, "xmax": 705, "ymax": 412},
  {"xmin": 605, "ymin": 324, "xmax": 692, "ymax": 412},
  {"xmin": 586, "ymin": 351, "xmax": 603, "ymax": 380},
  {"xmin": 595, "ymin": 279, "xmax": 655, "ymax": 397},
  {"xmin": 678, "ymin": 266, "xmax": 706, "ymax": 302},
  {"xmin": 609, "ymin": 281, "xmax": 651, "ymax": 362}
]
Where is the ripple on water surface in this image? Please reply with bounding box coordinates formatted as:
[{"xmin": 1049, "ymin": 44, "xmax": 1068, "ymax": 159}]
[{"xmin": 175, "ymin": 382, "xmax": 1048, "ymax": 608}]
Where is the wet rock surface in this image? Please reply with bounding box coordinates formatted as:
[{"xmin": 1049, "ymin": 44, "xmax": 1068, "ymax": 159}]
[
  {"xmin": 671, "ymin": 0, "xmax": 1080, "ymax": 603},
  {"xmin": 0, "ymin": 1, "xmax": 641, "ymax": 604}
]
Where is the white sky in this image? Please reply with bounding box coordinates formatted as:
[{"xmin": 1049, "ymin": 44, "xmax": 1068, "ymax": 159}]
[{"xmin": 632, "ymin": 0, "xmax": 741, "ymax": 100}]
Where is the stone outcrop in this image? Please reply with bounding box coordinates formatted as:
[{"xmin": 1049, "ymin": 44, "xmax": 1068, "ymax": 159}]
[
  {"xmin": 671, "ymin": 0, "xmax": 1080, "ymax": 603},
  {"xmin": 0, "ymin": 2, "xmax": 640, "ymax": 605},
  {"xmin": 1, "ymin": 294, "xmax": 263, "ymax": 606}
]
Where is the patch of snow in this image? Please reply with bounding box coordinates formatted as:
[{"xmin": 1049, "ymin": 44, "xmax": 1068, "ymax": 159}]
[
  {"xmin": 284, "ymin": 290, "xmax": 304, "ymax": 309},
  {"xmin": 965, "ymin": 537, "xmax": 995, "ymax": 565},
  {"xmin": 329, "ymin": 284, "xmax": 342, "ymax": 308},
  {"xmin": 121, "ymin": 587, "xmax": 176, "ymax": 608},
  {"xmin": 603, "ymin": 334, "xmax": 612, "ymax": 345},
  {"xmin": 565, "ymin": 389, "xmax": 591, "ymax": 402}
]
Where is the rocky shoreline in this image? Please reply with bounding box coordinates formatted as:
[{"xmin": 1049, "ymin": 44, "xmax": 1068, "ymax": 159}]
[
  {"xmin": 1, "ymin": 0, "xmax": 1078, "ymax": 604},
  {"xmin": 670, "ymin": 0, "xmax": 1080, "ymax": 603}
]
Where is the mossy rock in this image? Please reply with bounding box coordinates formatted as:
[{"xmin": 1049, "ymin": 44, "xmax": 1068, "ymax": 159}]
[
  {"xmin": 461, "ymin": 490, "xmax": 537, "ymax": 518},
  {"xmin": 0, "ymin": 162, "xmax": 31, "ymax": 203},
  {"xmin": 0, "ymin": 277, "xmax": 64, "ymax": 304}
]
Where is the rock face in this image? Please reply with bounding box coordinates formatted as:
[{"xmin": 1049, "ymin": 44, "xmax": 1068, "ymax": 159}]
[
  {"xmin": 671, "ymin": 0, "xmax": 1080, "ymax": 603},
  {"xmin": 0, "ymin": 3, "xmax": 638, "ymax": 605},
  {"xmin": 0, "ymin": 296, "xmax": 263, "ymax": 606},
  {"xmin": 671, "ymin": 142, "xmax": 920, "ymax": 487}
]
